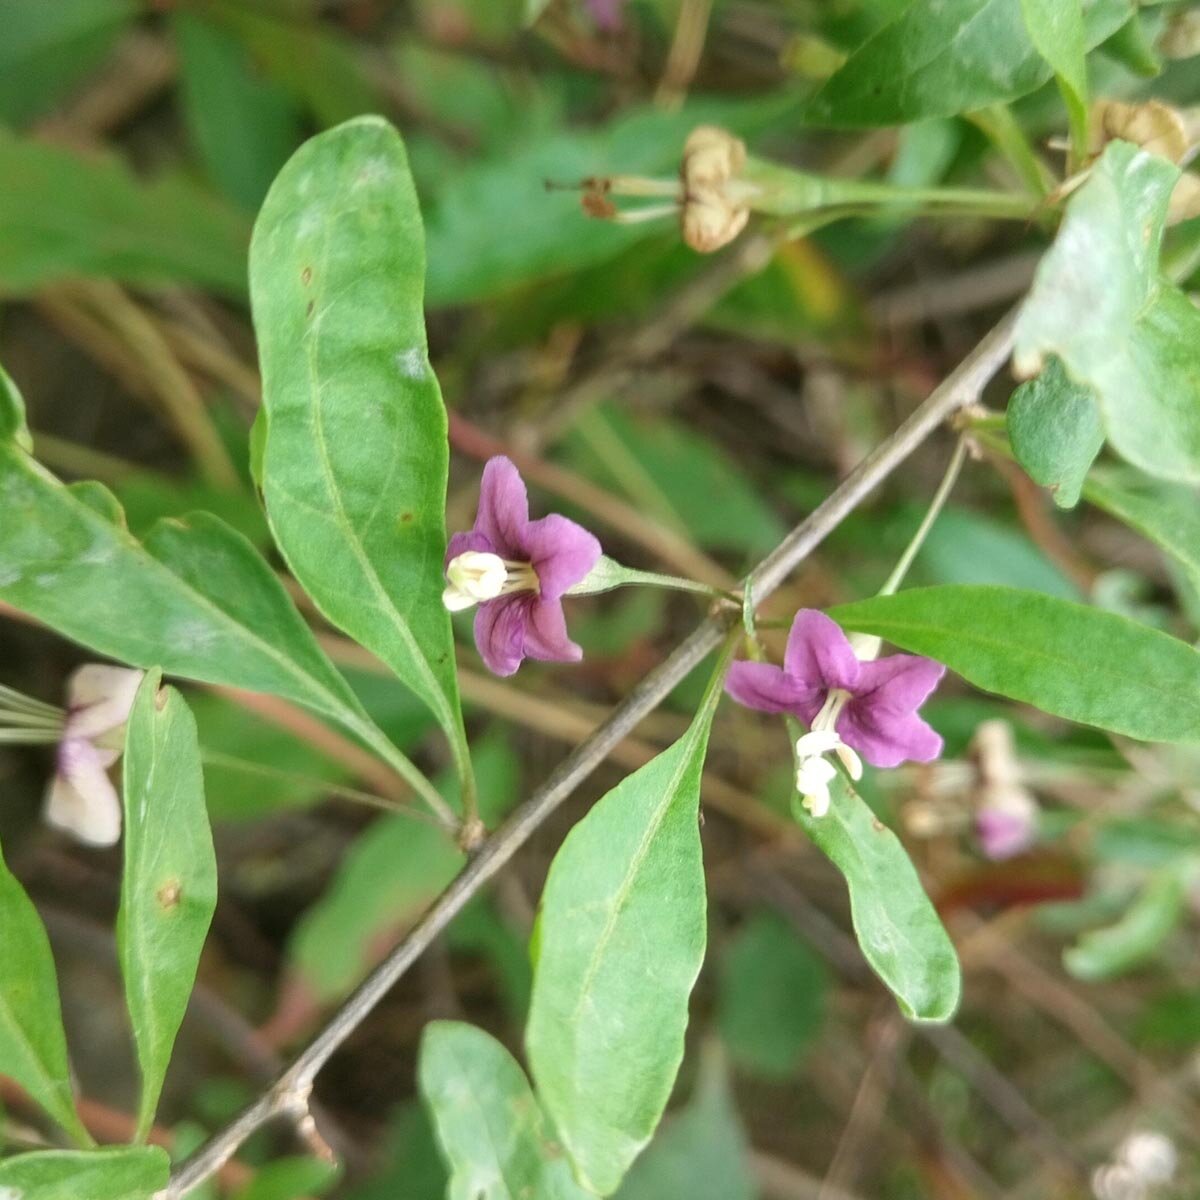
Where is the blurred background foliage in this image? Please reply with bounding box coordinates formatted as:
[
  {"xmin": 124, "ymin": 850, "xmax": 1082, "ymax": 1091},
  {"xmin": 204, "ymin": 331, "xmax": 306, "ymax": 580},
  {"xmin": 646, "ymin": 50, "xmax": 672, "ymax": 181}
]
[{"xmin": 2, "ymin": 0, "xmax": 1200, "ymax": 1197}]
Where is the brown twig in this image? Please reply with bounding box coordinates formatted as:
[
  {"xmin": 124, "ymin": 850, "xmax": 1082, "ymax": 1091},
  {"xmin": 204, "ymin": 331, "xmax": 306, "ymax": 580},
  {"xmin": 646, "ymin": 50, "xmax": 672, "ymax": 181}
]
[{"xmin": 161, "ymin": 310, "xmax": 1019, "ymax": 1197}]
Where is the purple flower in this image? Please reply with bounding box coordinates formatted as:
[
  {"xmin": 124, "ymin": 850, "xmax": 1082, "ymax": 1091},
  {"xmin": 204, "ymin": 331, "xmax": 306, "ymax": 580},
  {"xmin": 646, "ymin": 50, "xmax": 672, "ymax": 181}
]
[
  {"xmin": 725, "ymin": 610, "xmax": 944, "ymax": 816},
  {"xmin": 46, "ymin": 664, "xmax": 143, "ymax": 846},
  {"xmin": 975, "ymin": 802, "xmax": 1038, "ymax": 860},
  {"xmin": 444, "ymin": 457, "xmax": 601, "ymax": 677},
  {"xmin": 584, "ymin": 0, "xmax": 626, "ymax": 31}
]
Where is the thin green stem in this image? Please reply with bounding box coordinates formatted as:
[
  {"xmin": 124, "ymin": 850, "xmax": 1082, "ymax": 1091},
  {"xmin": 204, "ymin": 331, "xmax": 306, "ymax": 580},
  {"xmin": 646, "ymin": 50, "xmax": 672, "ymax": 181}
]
[
  {"xmin": 0, "ymin": 730, "xmax": 62, "ymax": 745},
  {"xmin": 0, "ymin": 684, "xmax": 64, "ymax": 719},
  {"xmin": 877, "ymin": 437, "xmax": 969, "ymax": 598},
  {"xmin": 0, "ymin": 708, "xmax": 65, "ymax": 732},
  {"xmin": 199, "ymin": 751, "xmax": 443, "ymax": 827}
]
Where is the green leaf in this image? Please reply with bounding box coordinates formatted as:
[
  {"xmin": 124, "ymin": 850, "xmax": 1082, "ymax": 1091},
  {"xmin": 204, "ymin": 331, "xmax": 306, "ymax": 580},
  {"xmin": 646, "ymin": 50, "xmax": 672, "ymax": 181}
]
[
  {"xmin": 0, "ymin": 132, "xmax": 249, "ymax": 298},
  {"xmin": 525, "ymin": 656, "xmax": 726, "ymax": 1195},
  {"xmin": 0, "ymin": 364, "xmax": 30, "ymax": 448},
  {"xmin": 0, "ymin": 838, "xmax": 90, "ymax": 1146},
  {"xmin": 0, "ymin": 1147, "xmax": 169, "ymax": 1199},
  {"xmin": 790, "ymin": 765, "xmax": 960, "ymax": 1022},
  {"xmin": 615, "ymin": 1050, "xmax": 755, "ymax": 1200},
  {"xmin": 1083, "ymin": 466, "xmax": 1200, "ymax": 589},
  {"xmin": 0, "ymin": 0, "xmax": 136, "ymax": 127},
  {"xmin": 118, "ymin": 671, "xmax": 218, "ymax": 1138},
  {"xmin": 1015, "ymin": 140, "xmax": 1200, "ymax": 483},
  {"xmin": 1064, "ymin": 864, "xmax": 1191, "ymax": 980},
  {"xmin": 0, "ymin": 413, "xmax": 408, "ymax": 772},
  {"xmin": 806, "ymin": 0, "xmax": 1131, "ymax": 126},
  {"xmin": 291, "ymin": 811, "xmax": 462, "ymax": 1003},
  {"xmin": 206, "ymin": 2, "xmax": 378, "ymax": 128},
  {"xmin": 418, "ymin": 1021, "xmax": 592, "ymax": 1200},
  {"xmin": 1007, "ymin": 357, "xmax": 1105, "ymax": 509},
  {"xmin": 289, "ymin": 736, "xmax": 517, "ymax": 1001},
  {"xmin": 173, "ymin": 11, "xmax": 304, "ymax": 211},
  {"xmin": 1020, "ymin": 0, "xmax": 1088, "ymax": 157},
  {"xmin": 830, "ymin": 585, "xmax": 1200, "ymax": 743},
  {"xmin": 717, "ymin": 912, "xmax": 827, "ymax": 1078},
  {"xmin": 249, "ymin": 116, "xmax": 468, "ymax": 783}
]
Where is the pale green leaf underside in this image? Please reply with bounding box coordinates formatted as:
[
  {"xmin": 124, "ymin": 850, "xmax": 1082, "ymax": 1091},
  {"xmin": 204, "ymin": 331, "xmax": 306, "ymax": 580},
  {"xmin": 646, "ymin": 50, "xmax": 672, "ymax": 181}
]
[
  {"xmin": 0, "ymin": 1146, "xmax": 170, "ymax": 1200},
  {"xmin": 419, "ymin": 1021, "xmax": 591, "ymax": 1200},
  {"xmin": 1015, "ymin": 140, "xmax": 1200, "ymax": 483},
  {"xmin": 119, "ymin": 672, "xmax": 218, "ymax": 1138},
  {"xmin": 831, "ymin": 585, "xmax": 1200, "ymax": 743},
  {"xmin": 249, "ymin": 115, "xmax": 466, "ymax": 773},
  {"xmin": 0, "ymin": 839, "xmax": 89, "ymax": 1145},
  {"xmin": 526, "ymin": 698, "xmax": 717, "ymax": 1195},
  {"xmin": 1007, "ymin": 357, "xmax": 1104, "ymax": 510},
  {"xmin": 792, "ymin": 771, "xmax": 960, "ymax": 1022}
]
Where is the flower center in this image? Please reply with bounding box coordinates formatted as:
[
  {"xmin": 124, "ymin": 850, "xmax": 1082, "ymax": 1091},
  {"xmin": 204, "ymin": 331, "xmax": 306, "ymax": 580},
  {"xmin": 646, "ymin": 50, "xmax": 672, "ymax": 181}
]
[
  {"xmin": 793, "ymin": 687, "xmax": 861, "ymax": 818},
  {"xmin": 443, "ymin": 551, "xmax": 540, "ymax": 612}
]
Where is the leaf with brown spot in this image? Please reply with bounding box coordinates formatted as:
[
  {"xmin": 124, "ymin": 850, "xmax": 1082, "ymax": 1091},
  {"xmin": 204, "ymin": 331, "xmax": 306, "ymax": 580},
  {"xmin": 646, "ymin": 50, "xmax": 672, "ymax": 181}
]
[{"xmin": 118, "ymin": 670, "xmax": 217, "ymax": 1140}]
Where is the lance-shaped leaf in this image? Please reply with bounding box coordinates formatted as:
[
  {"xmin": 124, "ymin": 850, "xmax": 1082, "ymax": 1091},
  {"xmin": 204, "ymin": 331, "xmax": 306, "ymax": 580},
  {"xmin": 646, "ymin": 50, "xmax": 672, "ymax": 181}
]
[
  {"xmin": 0, "ymin": 838, "xmax": 90, "ymax": 1146},
  {"xmin": 805, "ymin": 0, "xmax": 1132, "ymax": 127},
  {"xmin": 0, "ymin": 366, "xmax": 406, "ymax": 771},
  {"xmin": 1007, "ymin": 357, "xmax": 1104, "ymax": 509},
  {"xmin": 118, "ymin": 671, "xmax": 217, "ymax": 1138},
  {"xmin": 831, "ymin": 585, "xmax": 1200, "ymax": 743},
  {"xmin": 249, "ymin": 117, "xmax": 468, "ymax": 784},
  {"xmin": 419, "ymin": 1021, "xmax": 591, "ymax": 1200},
  {"xmin": 790, "ymin": 764, "xmax": 959, "ymax": 1022},
  {"xmin": 525, "ymin": 655, "xmax": 726, "ymax": 1195},
  {"xmin": 1015, "ymin": 140, "xmax": 1200, "ymax": 483},
  {"xmin": 0, "ymin": 1146, "xmax": 170, "ymax": 1200}
]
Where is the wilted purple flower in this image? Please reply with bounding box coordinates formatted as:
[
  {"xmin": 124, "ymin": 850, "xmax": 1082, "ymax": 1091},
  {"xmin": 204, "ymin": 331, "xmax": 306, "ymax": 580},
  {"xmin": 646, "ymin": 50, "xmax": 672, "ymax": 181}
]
[
  {"xmin": 974, "ymin": 806, "xmax": 1041, "ymax": 864},
  {"xmin": 971, "ymin": 719, "xmax": 1039, "ymax": 860},
  {"xmin": 47, "ymin": 665, "xmax": 144, "ymax": 846},
  {"xmin": 585, "ymin": 0, "xmax": 626, "ymax": 32},
  {"xmin": 726, "ymin": 609, "xmax": 944, "ymax": 816},
  {"xmin": 444, "ymin": 457, "xmax": 601, "ymax": 677}
]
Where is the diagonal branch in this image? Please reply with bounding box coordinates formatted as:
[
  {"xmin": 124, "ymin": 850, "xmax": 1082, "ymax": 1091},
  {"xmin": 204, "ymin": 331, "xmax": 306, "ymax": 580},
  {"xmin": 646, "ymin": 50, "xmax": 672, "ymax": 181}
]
[{"xmin": 161, "ymin": 308, "xmax": 1018, "ymax": 1198}]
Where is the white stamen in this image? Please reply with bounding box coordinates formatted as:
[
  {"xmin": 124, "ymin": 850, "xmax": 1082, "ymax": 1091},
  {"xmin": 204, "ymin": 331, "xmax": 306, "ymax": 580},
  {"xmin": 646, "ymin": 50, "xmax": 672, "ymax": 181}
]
[
  {"xmin": 794, "ymin": 687, "xmax": 860, "ymax": 816},
  {"xmin": 442, "ymin": 551, "xmax": 540, "ymax": 612}
]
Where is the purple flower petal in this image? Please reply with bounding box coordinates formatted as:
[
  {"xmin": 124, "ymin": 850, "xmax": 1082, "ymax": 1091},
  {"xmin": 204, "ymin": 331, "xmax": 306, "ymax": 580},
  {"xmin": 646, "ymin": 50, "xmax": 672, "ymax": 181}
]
[
  {"xmin": 725, "ymin": 660, "xmax": 824, "ymax": 721},
  {"xmin": 855, "ymin": 653, "xmax": 946, "ymax": 717},
  {"xmin": 473, "ymin": 456, "xmax": 529, "ymax": 557},
  {"xmin": 522, "ymin": 514, "xmax": 601, "ymax": 601},
  {"xmin": 783, "ymin": 610, "xmax": 860, "ymax": 693},
  {"xmin": 473, "ymin": 596, "xmax": 530, "ymax": 677},
  {"xmin": 445, "ymin": 528, "xmax": 494, "ymax": 570},
  {"xmin": 837, "ymin": 704, "xmax": 942, "ymax": 768},
  {"xmin": 46, "ymin": 737, "xmax": 122, "ymax": 846},
  {"xmin": 523, "ymin": 596, "xmax": 583, "ymax": 664}
]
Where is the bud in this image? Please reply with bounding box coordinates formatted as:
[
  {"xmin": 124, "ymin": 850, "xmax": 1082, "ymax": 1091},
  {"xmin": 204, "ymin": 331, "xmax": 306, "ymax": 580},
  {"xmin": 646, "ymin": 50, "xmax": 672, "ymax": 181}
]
[
  {"xmin": 1090, "ymin": 98, "xmax": 1188, "ymax": 163},
  {"xmin": 680, "ymin": 125, "xmax": 752, "ymax": 253}
]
